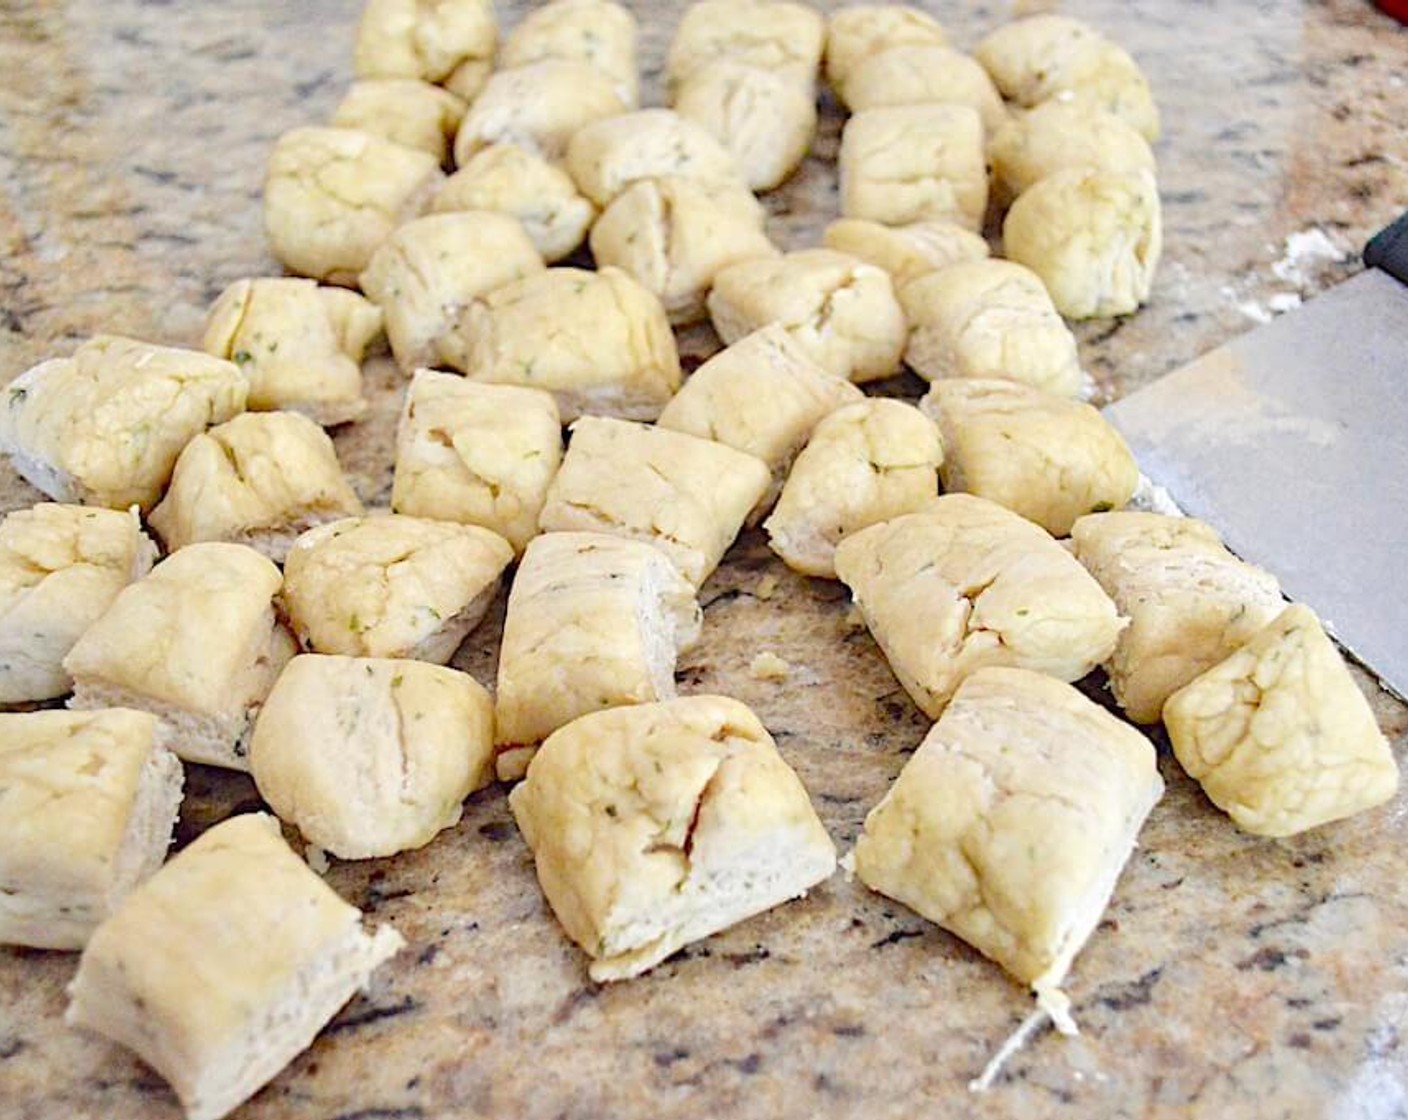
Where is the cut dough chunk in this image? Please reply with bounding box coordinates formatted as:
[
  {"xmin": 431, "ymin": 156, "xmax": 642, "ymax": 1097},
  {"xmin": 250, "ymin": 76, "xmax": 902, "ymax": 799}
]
[
  {"xmin": 765, "ymin": 399, "xmax": 942, "ymax": 579},
  {"xmin": 1069, "ymin": 511, "xmax": 1285, "ymax": 724},
  {"xmin": 823, "ymin": 218, "xmax": 989, "ymax": 291},
  {"xmin": 854, "ymin": 666, "xmax": 1162, "ymax": 1021},
  {"xmin": 0, "ymin": 709, "xmax": 182, "ymax": 950},
  {"xmin": 672, "ymin": 61, "xmax": 816, "ymax": 192},
  {"xmin": 149, "ymin": 412, "xmax": 364, "ymax": 562},
  {"xmin": 666, "ymin": 0, "xmax": 826, "ymax": 93},
  {"xmin": 538, "ymin": 417, "xmax": 771, "ymax": 589},
  {"xmin": 900, "ymin": 259, "xmax": 1082, "ymax": 397},
  {"xmin": 433, "ymin": 144, "xmax": 597, "ymax": 262},
  {"xmin": 843, "ymin": 45, "xmax": 1007, "ymax": 133},
  {"xmin": 445, "ymin": 266, "xmax": 681, "ymax": 422},
  {"xmin": 708, "ymin": 249, "xmax": 907, "ymax": 384},
  {"xmin": 839, "ymin": 104, "xmax": 987, "ymax": 230},
  {"xmin": 494, "ymin": 532, "xmax": 702, "ymax": 778},
  {"xmin": 0, "ymin": 336, "xmax": 246, "ymax": 512},
  {"xmin": 921, "ymin": 379, "xmax": 1138, "ymax": 537},
  {"xmin": 590, "ymin": 176, "xmax": 777, "ymax": 325},
  {"xmin": 204, "ymin": 278, "xmax": 382, "ymax": 427},
  {"xmin": 565, "ymin": 109, "xmax": 743, "ymax": 209},
  {"xmin": 452, "ymin": 60, "xmax": 626, "ymax": 165},
  {"xmin": 331, "ymin": 79, "xmax": 466, "ymax": 164},
  {"xmin": 833, "ymin": 494, "xmax": 1125, "ymax": 718},
  {"xmin": 824, "ymin": 4, "xmax": 948, "ymax": 104},
  {"xmin": 508, "ymin": 695, "xmax": 836, "ymax": 980},
  {"xmin": 392, "ymin": 370, "xmax": 562, "ymax": 554},
  {"xmin": 0, "ymin": 505, "xmax": 156, "ymax": 705},
  {"xmin": 64, "ymin": 543, "xmax": 296, "ymax": 772},
  {"xmin": 66, "ymin": 813, "xmax": 403, "ymax": 1120},
  {"xmin": 353, "ymin": 0, "xmax": 497, "ymax": 101},
  {"xmin": 251, "ymin": 655, "xmax": 495, "ymax": 859},
  {"xmin": 1003, "ymin": 168, "xmax": 1162, "ymax": 319},
  {"xmin": 502, "ymin": 0, "xmax": 639, "ymax": 108},
  {"xmin": 264, "ymin": 127, "xmax": 443, "ymax": 287},
  {"xmin": 1165, "ymin": 605, "xmax": 1399, "ymax": 837},
  {"xmin": 281, "ymin": 514, "xmax": 513, "ymax": 664},
  {"xmin": 359, "ymin": 210, "xmax": 544, "ymax": 372},
  {"xmin": 988, "ymin": 99, "xmax": 1156, "ymax": 202}
]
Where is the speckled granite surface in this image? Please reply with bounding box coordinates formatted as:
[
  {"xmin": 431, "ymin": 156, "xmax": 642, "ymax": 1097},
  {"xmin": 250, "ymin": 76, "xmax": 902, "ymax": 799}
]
[{"xmin": 3, "ymin": 2, "xmax": 1408, "ymax": 1118}]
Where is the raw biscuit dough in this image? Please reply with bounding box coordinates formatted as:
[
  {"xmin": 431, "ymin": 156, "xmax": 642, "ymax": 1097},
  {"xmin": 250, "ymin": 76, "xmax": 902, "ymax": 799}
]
[
  {"xmin": 331, "ymin": 79, "xmax": 466, "ymax": 164},
  {"xmin": 987, "ymin": 99, "xmax": 1156, "ymax": 202},
  {"xmin": 666, "ymin": 0, "xmax": 826, "ymax": 93},
  {"xmin": 842, "ymin": 46, "xmax": 1007, "ymax": 133},
  {"xmin": 565, "ymin": 109, "xmax": 743, "ymax": 208},
  {"xmin": 822, "ymin": 218, "xmax": 989, "ymax": 291},
  {"xmin": 452, "ymin": 60, "xmax": 626, "ymax": 165},
  {"xmin": 502, "ymin": 0, "xmax": 639, "ymax": 108},
  {"xmin": 353, "ymin": 0, "xmax": 498, "ymax": 101},
  {"xmin": 824, "ymin": 4, "xmax": 949, "ymax": 104}
]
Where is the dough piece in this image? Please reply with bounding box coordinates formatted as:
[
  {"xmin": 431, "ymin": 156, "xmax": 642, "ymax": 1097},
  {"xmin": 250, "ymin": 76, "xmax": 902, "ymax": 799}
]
[
  {"xmin": 1165, "ymin": 605, "xmax": 1399, "ymax": 837},
  {"xmin": 359, "ymin": 211, "xmax": 544, "ymax": 372},
  {"xmin": 66, "ymin": 813, "xmax": 403, "ymax": 1120},
  {"xmin": 822, "ymin": 218, "xmax": 989, "ymax": 290},
  {"xmin": 853, "ymin": 666, "xmax": 1162, "ymax": 1020},
  {"xmin": 452, "ymin": 60, "xmax": 627, "ymax": 165},
  {"xmin": 900, "ymin": 259, "xmax": 1082, "ymax": 397},
  {"xmin": 672, "ymin": 61, "xmax": 816, "ymax": 192},
  {"xmin": 590, "ymin": 176, "xmax": 777, "ymax": 325},
  {"xmin": 708, "ymin": 249, "xmax": 907, "ymax": 384},
  {"xmin": 445, "ymin": 266, "xmax": 681, "ymax": 422},
  {"xmin": 494, "ymin": 532, "xmax": 703, "ymax": 778},
  {"xmin": 666, "ymin": 0, "xmax": 826, "ymax": 93},
  {"xmin": 281, "ymin": 515, "xmax": 513, "ymax": 664},
  {"xmin": 353, "ymin": 0, "xmax": 497, "ymax": 101},
  {"xmin": 843, "ymin": 46, "xmax": 1007, "ymax": 133},
  {"xmin": 988, "ymin": 99, "xmax": 1156, "ymax": 202},
  {"xmin": 251, "ymin": 655, "xmax": 495, "ymax": 859},
  {"xmin": 64, "ymin": 543, "xmax": 296, "ymax": 771},
  {"xmin": 0, "ymin": 336, "xmax": 247, "ymax": 512},
  {"xmin": 331, "ymin": 79, "xmax": 466, "ymax": 164},
  {"xmin": 204, "ymin": 278, "xmax": 382, "ymax": 427},
  {"xmin": 833, "ymin": 494, "xmax": 1125, "ymax": 717},
  {"xmin": 508, "ymin": 695, "xmax": 836, "ymax": 980},
  {"xmin": 921, "ymin": 379, "xmax": 1138, "ymax": 537},
  {"xmin": 0, "ymin": 505, "xmax": 156, "ymax": 706},
  {"xmin": 839, "ymin": 104, "xmax": 987, "ymax": 230},
  {"xmin": 1069, "ymin": 512, "xmax": 1285, "ymax": 724},
  {"xmin": 392, "ymin": 370, "xmax": 562, "ymax": 554},
  {"xmin": 765, "ymin": 400, "xmax": 942, "ymax": 579},
  {"xmin": 1003, "ymin": 168, "xmax": 1162, "ymax": 319},
  {"xmin": 434, "ymin": 145, "xmax": 596, "ymax": 263},
  {"xmin": 824, "ymin": 4, "xmax": 949, "ymax": 103},
  {"xmin": 263, "ymin": 127, "xmax": 443, "ymax": 287},
  {"xmin": 502, "ymin": 0, "xmax": 639, "ymax": 108},
  {"xmin": 538, "ymin": 418, "xmax": 771, "ymax": 589},
  {"xmin": 148, "ymin": 412, "xmax": 363, "ymax": 562},
  {"xmin": 0, "ymin": 709, "xmax": 182, "ymax": 950},
  {"xmin": 565, "ymin": 109, "xmax": 742, "ymax": 209}
]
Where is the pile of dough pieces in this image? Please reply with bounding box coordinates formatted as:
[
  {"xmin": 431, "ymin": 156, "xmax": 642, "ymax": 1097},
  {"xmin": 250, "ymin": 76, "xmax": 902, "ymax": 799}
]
[{"xmin": 0, "ymin": 3, "xmax": 1396, "ymax": 1118}]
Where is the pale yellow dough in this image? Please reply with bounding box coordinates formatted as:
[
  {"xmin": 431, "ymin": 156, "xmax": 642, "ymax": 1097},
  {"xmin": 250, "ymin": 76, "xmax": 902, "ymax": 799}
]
[
  {"xmin": 565, "ymin": 109, "xmax": 743, "ymax": 208},
  {"xmin": 843, "ymin": 46, "xmax": 1007, "ymax": 133},
  {"xmin": 666, "ymin": 0, "xmax": 826, "ymax": 94},
  {"xmin": 331, "ymin": 79, "xmax": 466, "ymax": 164},
  {"xmin": 502, "ymin": 0, "xmax": 639, "ymax": 108},
  {"xmin": 822, "ymin": 219, "xmax": 989, "ymax": 291},
  {"xmin": 988, "ymin": 99, "xmax": 1156, "ymax": 202},
  {"xmin": 353, "ymin": 0, "xmax": 497, "ymax": 101},
  {"xmin": 452, "ymin": 60, "xmax": 626, "ymax": 165},
  {"xmin": 824, "ymin": 4, "xmax": 948, "ymax": 104}
]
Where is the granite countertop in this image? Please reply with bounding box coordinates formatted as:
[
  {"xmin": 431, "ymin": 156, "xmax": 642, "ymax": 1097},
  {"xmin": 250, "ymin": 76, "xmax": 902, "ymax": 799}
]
[{"xmin": 3, "ymin": 2, "xmax": 1408, "ymax": 1118}]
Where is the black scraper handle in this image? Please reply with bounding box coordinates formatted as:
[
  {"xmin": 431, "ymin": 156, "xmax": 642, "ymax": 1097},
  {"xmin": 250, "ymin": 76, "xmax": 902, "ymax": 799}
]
[{"xmin": 1365, "ymin": 210, "xmax": 1408, "ymax": 285}]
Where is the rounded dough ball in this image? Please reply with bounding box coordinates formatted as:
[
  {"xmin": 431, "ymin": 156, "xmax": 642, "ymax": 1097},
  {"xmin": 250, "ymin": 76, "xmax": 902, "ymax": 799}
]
[
  {"xmin": 1002, "ymin": 168, "xmax": 1162, "ymax": 319},
  {"xmin": 823, "ymin": 218, "xmax": 989, "ymax": 290},
  {"xmin": 666, "ymin": 0, "xmax": 826, "ymax": 94},
  {"xmin": 988, "ymin": 100, "xmax": 1156, "ymax": 201},
  {"xmin": 353, "ymin": 0, "xmax": 498, "ymax": 102},
  {"xmin": 452, "ymin": 60, "xmax": 626, "ymax": 165},
  {"xmin": 501, "ymin": 0, "xmax": 639, "ymax": 108},
  {"xmin": 565, "ymin": 109, "xmax": 743, "ymax": 208},
  {"xmin": 843, "ymin": 46, "xmax": 1007, "ymax": 133},
  {"xmin": 331, "ymin": 79, "xmax": 466, "ymax": 165},
  {"xmin": 824, "ymin": 5, "xmax": 948, "ymax": 102}
]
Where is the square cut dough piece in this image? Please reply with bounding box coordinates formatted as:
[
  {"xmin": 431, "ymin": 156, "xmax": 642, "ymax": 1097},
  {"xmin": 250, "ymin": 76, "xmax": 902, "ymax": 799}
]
[
  {"xmin": 63, "ymin": 543, "xmax": 296, "ymax": 772},
  {"xmin": 666, "ymin": 0, "xmax": 826, "ymax": 94},
  {"xmin": 708, "ymin": 249, "xmax": 907, "ymax": 384},
  {"xmin": 901, "ymin": 259, "xmax": 1082, "ymax": 398},
  {"xmin": 453, "ymin": 60, "xmax": 626, "ymax": 165},
  {"xmin": 765, "ymin": 399, "xmax": 942, "ymax": 580},
  {"xmin": 353, "ymin": 0, "xmax": 497, "ymax": 102},
  {"xmin": 538, "ymin": 417, "xmax": 772, "ymax": 589},
  {"xmin": 854, "ymin": 666, "xmax": 1163, "ymax": 1024},
  {"xmin": 446, "ymin": 266, "xmax": 681, "ymax": 422},
  {"xmin": 251, "ymin": 655, "xmax": 495, "ymax": 859},
  {"xmin": 331, "ymin": 79, "xmax": 466, "ymax": 164},
  {"xmin": 148, "ymin": 412, "xmax": 364, "ymax": 563},
  {"xmin": 1069, "ymin": 512, "xmax": 1285, "ymax": 725},
  {"xmin": 263, "ymin": 127, "xmax": 443, "ymax": 288},
  {"xmin": 988, "ymin": 100, "xmax": 1156, "ymax": 203},
  {"xmin": 0, "ymin": 709, "xmax": 182, "ymax": 950},
  {"xmin": 66, "ymin": 813, "xmax": 403, "ymax": 1120},
  {"xmin": 0, "ymin": 336, "xmax": 246, "ymax": 512},
  {"xmin": 281, "ymin": 515, "xmax": 513, "ymax": 664},
  {"xmin": 839, "ymin": 104, "xmax": 988, "ymax": 231},
  {"xmin": 494, "ymin": 532, "xmax": 702, "ymax": 779},
  {"xmin": 834, "ymin": 494, "xmax": 1126, "ymax": 718},
  {"xmin": 921, "ymin": 379, "xmax": 1139, "ymax": 537},
  {"xmin": 0, "ymin": 505, "xmax": 156, "ymax": 705},
  {"xmin": 509, "ymin": 695, "xmax": 837, "ymax": 981},
  {"xmin": 359, "ymin": 210, "xmax": 544, "ymax": 373},
  {"xmin": 842, "ymin": 46, "xmax": 1007, "ymax": 132},
  {"xmin": 824, "ymin": 4, "xmax": 949, "ymax": 103},
  {"xmin": 501, "ymin": 0, "xmax": 639, "ymax": 108},
  {"xmin": 565, "ymin": 109, "xmax": 743, "ymax": 209},
  {"xmin": 392, "ymin": 370, "xmax": 562, "ymax": 555},
  {"xmin": 1163, "ymin": 605, "xmax": 1399, "ymax": 838},
  {"xmin": 823, "ymin": 218, "xmax": 989, "ymax": 291},
  {"xmin": 203, "ymin": 278, "xmax": 382, "ymax": 427}
]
